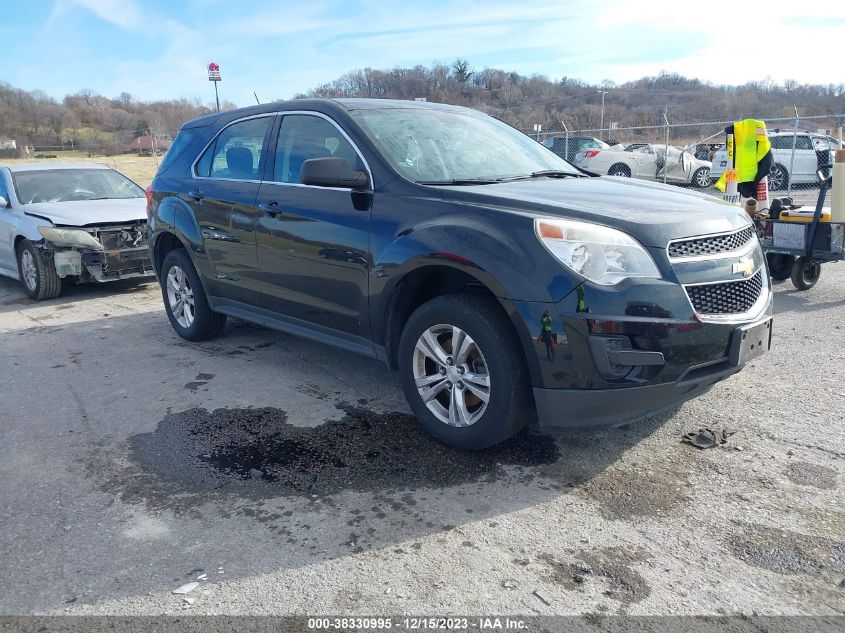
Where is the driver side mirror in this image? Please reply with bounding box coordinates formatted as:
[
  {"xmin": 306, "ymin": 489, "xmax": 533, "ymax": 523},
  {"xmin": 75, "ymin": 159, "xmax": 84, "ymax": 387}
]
[
  {"xmin": 301, "ymin": 157, "xmax": 369, "ymax": 189},
  {"xmin": 0, "ymin": 195, "xmax": 8, "ymax": 208}
]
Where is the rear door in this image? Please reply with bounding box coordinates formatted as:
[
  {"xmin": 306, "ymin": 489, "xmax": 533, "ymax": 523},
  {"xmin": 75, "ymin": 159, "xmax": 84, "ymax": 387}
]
[
  {"xmin": 253, "ymin": 112, "xmax": 372, "ymax": 344},
  {"xmin": 190, "ymin": 115, "xmax": 275, "ymax": 302}
]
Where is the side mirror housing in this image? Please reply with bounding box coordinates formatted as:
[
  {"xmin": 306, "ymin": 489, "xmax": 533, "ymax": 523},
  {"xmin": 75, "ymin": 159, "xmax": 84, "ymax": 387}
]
[
  {"xmin": 0, "ymin": 195, "xmax": 8, "ymax": 208},
  {"xmin": 301, "ymin": 157, "xmax": 369, "ymax": 189}
]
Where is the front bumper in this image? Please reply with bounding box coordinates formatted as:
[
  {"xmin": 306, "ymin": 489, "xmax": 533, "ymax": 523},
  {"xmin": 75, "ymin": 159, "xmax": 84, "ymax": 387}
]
[
  {"xmin": 512, "ymin": 275, "xmax": 773, "ymax": 430},
  {"xmin": 534, "ymin": 360, "xmax": 736, "ymax": 430},
  {"xmin": 41, "ymin": 222, "xmax": 154, "ymax": 282}
]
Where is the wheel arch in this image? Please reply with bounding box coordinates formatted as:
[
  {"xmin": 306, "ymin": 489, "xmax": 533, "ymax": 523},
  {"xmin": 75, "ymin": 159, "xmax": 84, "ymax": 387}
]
[
  {"xmin": 608, "ymin": 162, "xmax": 631, "ymax": 176},
  {"xmin": 377, "ymin": 262, "xmax": 540, "ymax": 386}
]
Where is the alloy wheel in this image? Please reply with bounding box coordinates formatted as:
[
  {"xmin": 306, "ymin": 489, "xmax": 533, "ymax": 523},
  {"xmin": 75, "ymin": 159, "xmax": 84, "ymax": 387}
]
[
  {"xmin": 20, "ymin": 250, "xmax": 37, "ymax": 292},
  {"xmin": 166, "ymin": 265, "xmax": 196, "ymax": 328},
  {"xmin": 770, "ymin": 166, "xmax": 787, "ymax": 191},
  {"xmin": 412, "ymin": 324, "xmax": 490, "ymax": 427}
]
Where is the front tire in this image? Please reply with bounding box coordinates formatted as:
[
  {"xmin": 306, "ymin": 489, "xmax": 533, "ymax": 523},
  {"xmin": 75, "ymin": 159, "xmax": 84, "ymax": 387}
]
[
  {"xmin": 769, "ymin": 164, "xmax": 789, "ymax": 191},
  {"xmin": 16, "ymin": 239, "xmax": 61, "ymax": 300},
  {"xmin": 691, "ymin": 166, "xmax": 712, "ymax": 188},
  {"xmin": 398, "ymin": 294, "xmax": 532, "ymax": 450},
  {"xmin": 160, "ymin": 248, "xmax": 226, "ymax": 341},
  {"xmin": 790, "ymin": 257, "xmax": 821, "ymax": 291}
]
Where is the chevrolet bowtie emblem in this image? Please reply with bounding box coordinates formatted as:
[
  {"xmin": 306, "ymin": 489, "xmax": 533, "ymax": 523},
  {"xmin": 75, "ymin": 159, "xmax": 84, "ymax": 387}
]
[{"xmin": 732, "ymin": 257, "xmax": 755, "ymax": 277}]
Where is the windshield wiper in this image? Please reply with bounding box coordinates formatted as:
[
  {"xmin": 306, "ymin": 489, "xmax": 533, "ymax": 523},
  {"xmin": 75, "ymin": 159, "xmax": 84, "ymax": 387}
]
[
  {"xmin": 417, "ymin": 178, "xmax": 500, "ymax": 185},
  {"xmin": 487, "ymin": 170, "xmax": 585, "ymax": 182},
  {"xmin": 527, "ymin": 170, "xmax": 585, "ymax": 178}
]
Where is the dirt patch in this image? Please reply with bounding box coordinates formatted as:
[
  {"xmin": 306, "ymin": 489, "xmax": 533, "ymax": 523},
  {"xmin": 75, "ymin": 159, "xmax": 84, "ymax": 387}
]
[
  {"xmin": 91, "ymin": 404, "xmax": 559, "ymax": 513},
  {"xmin": 539, "ymin": 546, "xmax": 652, "ymax": 605},
  {"xmin": 577, "ymin": 469, "xmax": 687, "ymax": 520},
  {"xmin": 730, "ymin": 523, "xmax": 845, "ymax": 576},
  {"xmin": 785, "ymin": 462, "xmax": 838, "ymax": 490}
]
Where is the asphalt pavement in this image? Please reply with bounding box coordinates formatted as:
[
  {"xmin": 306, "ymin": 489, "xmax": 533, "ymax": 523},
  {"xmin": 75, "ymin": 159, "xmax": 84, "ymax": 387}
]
[{"xmin": 0, "ymin": 265, "xmax": 842, "ymax": 616}]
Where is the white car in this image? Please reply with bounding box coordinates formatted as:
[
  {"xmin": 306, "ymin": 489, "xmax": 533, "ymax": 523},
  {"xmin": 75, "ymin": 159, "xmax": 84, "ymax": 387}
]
[
  {"xmin": 0, "ymin": 163, "xmax": 153, "ymax": 300},
  {"xmin": 709, "ymin": 131, "xmax": 844, "ymax": 191},
  {"xmin": 573, "ymin": 143, "xmax": 714, "ymax": 188}
]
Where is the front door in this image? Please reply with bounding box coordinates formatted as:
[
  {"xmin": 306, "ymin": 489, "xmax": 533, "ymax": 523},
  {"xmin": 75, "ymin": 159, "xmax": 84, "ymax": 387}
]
[
  {"xmin": 0, "ymin": 171, "xmax": 15, "ymax": 272},
  {"xmin": 189, "ymin": 115, "xmax": 274, "ymax": 303},
  {"xmin": 254, "ymin": 113, "xmax": 372, "ymax": 343}
]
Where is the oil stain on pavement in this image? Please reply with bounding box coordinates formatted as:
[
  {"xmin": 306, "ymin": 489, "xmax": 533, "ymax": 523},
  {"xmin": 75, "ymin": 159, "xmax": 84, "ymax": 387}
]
[
  {"xmin": 96, "ymin": 404, "xmax": 560, "ymax": 514},
  {"xmin": 538, "ymin": 546, "xmax": 652, "ymax": 607},
  {"xmin": 730, "ymin": 523, "xmax": 845, "ymax": 577}
]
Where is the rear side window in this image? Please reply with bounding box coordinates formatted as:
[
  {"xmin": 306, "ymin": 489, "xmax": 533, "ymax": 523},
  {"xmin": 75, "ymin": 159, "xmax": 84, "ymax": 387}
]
[
  {"xmin": 157, "ymin": 129, "xmax": 197, "ymax": 174},
  {"xmin": 195, "ymin": 116, "xmax": 274, "ymax": 180}
]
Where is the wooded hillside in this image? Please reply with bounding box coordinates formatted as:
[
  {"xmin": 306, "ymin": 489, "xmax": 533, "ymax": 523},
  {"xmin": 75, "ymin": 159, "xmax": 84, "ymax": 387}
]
[{"xmin": 2, "ymin": 61, "xmax": 843, "ymax": 149}]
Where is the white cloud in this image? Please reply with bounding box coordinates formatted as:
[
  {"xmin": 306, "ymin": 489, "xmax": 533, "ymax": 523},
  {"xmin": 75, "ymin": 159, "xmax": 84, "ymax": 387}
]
[{"xmin": 48, "ymin": 0, "xmax": 144, "ymax": 31}]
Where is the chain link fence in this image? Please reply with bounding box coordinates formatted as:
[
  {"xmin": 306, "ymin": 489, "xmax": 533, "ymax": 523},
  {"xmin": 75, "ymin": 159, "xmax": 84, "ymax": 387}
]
[{"xmin": 531, "ymin": 114, "xmax": 845, "ymax": 200}]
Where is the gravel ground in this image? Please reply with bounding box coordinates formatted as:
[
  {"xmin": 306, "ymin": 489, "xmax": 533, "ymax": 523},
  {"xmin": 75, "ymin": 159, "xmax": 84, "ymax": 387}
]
[{"xmin": 0, "ymin": 264, "xmax": 842, "ymax": 617}]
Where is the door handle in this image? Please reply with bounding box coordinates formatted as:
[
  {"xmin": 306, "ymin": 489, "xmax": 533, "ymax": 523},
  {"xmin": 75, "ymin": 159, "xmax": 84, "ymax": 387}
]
[
  {"xmin": 259, "ymin": 201, "xmax": 281, "ymax": 217},
  {"xmin": 188, "ymin": 189, "xmax": 204, "ymax": 201}
]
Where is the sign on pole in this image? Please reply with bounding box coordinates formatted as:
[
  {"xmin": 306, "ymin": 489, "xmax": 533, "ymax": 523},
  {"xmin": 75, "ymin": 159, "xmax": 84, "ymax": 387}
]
[
  {"xmin": 207, "ymin": 62, "xmax": 221, "ymax": 82},
  {"xmin": 208, "ymin": 62, "xmax": 221, "ymax": 113}
]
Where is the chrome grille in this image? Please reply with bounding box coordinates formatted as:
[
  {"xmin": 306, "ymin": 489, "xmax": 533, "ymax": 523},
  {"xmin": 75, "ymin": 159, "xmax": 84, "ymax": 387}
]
[
  {"xmin": 668, "ymin": 226, "xmax": 755, "ymax": 259},
  {"xmin": 685, "ymin": 271, "xmax": 763, "ymax": 315}
]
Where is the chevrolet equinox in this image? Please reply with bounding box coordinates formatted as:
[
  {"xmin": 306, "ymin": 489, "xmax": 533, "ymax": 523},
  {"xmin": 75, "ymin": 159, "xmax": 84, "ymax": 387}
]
[{"xmin": 146, "ymin": 99, "xmax": 772, "ymax": 449}]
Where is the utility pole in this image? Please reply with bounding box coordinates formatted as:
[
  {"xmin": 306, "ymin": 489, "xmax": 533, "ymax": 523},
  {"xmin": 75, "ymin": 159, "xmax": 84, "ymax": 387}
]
[{"xmin": 597, "ymin": 90, "xmax": 608, "ymax": 140}]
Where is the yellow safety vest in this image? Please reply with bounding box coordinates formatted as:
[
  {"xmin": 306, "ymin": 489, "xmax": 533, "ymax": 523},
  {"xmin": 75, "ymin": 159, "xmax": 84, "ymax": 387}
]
[{"xmin": 715, "ymin": 119, "xmax": 772, "ymax": 191}]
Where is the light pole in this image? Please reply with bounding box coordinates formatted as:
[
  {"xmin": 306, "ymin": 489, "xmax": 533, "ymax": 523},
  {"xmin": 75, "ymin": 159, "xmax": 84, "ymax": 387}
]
[{"xmin": 597, "ymin": 90, "xmax": 608, "ymax": 140}]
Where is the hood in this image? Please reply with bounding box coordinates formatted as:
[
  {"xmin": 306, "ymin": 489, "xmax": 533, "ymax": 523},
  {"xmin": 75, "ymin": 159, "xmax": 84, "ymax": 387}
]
[
  {"xmin": 24, "ymin": 198, "xmax": 147, "ymax": 227},
  {"xmin": 435, "ymin": 176, "xmax": 750, "ymax": 247}
]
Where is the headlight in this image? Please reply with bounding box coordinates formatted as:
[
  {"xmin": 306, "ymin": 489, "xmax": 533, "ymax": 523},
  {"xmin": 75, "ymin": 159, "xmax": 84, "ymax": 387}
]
[
  {"xmin": 535, "ymin": 218, "xmax": 661, "ymax": 285},
  {"xmin": 38, "ymin": 226, "xmax": 103, "ymax": 250}
]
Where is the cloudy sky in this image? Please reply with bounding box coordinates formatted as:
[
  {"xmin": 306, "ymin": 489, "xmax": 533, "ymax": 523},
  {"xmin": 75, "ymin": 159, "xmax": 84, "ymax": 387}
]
[{"xmin": 4, "ymin": 0, "xmax": 844, "ymax": 107}]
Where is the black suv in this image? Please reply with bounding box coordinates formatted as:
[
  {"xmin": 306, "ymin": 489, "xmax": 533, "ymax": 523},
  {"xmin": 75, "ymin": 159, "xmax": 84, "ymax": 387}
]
[{"xmin": 147, "ymin": 99, "xmax": 772, "ymax": 449}]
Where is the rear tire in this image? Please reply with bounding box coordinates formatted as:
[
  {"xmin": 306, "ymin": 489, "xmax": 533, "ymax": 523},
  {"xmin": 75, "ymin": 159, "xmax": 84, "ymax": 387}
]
[
  {"xmin": 398, "ymin": 294, "xmax": 532, "ymax": 450},
  {"xmin": 607, "ymin": 164, "xmax": 631, "ymax": 177},
  {"xmin": 16, "ymin": 239, "xmax": 61, "ymax": 300},
  {"xmin": 766, "ymin": 253, "xmax": 794, "ymax": 281},
  {"xmin": 790, "ymin": 257, "xmax": 821, "ymax": 291},
  {"xmin": 160, "ymin": 248, "xmax": 226, "ymax": 341}
]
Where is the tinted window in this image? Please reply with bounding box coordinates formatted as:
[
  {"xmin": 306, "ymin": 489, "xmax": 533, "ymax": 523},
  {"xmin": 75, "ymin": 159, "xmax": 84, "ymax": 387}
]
[
  {"xmin": 157, "ymin": 128, "xmax": 196, "ymax": 174},
  {"xmin": 273, "ymin": 114, "xmax": 363, "ymax": 184},
  {"xmin": 794, "ymin": 136, "xmax": 813, "ymax": 150},
  {"xmin": 195, "ymin": 116, "xmax": 273, "ymax": 180},
  {"xmin": 0, "ymin": 172, "xmax": 9, "ymax": 201},
  {"xmin": 770, "ymin": 135, "xmax": 813, "ymax": 150}
]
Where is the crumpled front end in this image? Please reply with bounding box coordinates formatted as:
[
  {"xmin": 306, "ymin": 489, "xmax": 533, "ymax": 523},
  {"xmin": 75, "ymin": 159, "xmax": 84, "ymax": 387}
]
[{"xmin": 40, "ymin": 222, "xmax": 154, "ymax": 282}]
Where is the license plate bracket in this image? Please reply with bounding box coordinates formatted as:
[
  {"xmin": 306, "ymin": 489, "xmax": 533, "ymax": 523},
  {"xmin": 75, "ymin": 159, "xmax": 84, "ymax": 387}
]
[{"xmin": 729, "ymin": 317, "xmax": 772, "ymax": 366}]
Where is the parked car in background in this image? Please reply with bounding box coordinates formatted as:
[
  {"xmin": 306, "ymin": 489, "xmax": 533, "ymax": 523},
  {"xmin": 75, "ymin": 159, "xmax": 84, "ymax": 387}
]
[
  {"xmin": 709, "ymin": 131, "xmax": 844, "ymax": 190},
  {"xmin": 147, "ymin": 98, "xmax": 772, "ymax": 450},
  {"xmin": 0, "ymin": 163, "xmax": 152, "ymax": 300},
  {"xmin": 541, "ymin": 136, "xmax": 609, "ymax": 162},
  {"xmin": 573, "ymin": 143, "xmax": 713, "ymax": 188}
]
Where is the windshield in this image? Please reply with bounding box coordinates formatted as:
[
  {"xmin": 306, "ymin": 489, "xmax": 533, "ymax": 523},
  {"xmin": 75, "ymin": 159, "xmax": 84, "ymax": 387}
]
[
  {"xmin": 12, "ymin": 168, "xmax": 145, "ymax": 205},
  {"xmin": 349, "ymin": 107, "xmax": 578, "ymax": 184}
]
